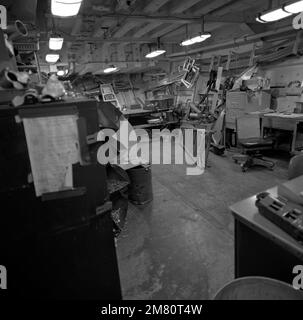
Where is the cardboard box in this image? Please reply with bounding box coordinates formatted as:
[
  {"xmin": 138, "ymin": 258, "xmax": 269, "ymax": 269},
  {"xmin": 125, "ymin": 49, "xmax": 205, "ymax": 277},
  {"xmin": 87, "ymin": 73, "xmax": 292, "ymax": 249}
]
[
  {"xmin": 286, "ymin": 86, "xmax": 303, "ymax": 96},
  {"xmin": 226, "ymin": 91, "xmax": 271, "ymax": 128},
  {"xmin": 271, "ymin": 87, "xmax": 286, "ymax": 98},
  {"xmin": 295, "ymin": 102, "xmax": 303, "ymax": 113},
  {"xmin": 276, "ymin": 95, "xmax": 303, "ymax": 113}
]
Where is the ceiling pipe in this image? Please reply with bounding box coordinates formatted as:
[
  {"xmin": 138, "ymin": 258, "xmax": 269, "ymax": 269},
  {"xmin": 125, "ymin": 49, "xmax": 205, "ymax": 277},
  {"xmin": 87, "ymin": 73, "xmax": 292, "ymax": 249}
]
[{"xmin": 167, "ymin": 25, "xmax": 295, "ymax": 58}]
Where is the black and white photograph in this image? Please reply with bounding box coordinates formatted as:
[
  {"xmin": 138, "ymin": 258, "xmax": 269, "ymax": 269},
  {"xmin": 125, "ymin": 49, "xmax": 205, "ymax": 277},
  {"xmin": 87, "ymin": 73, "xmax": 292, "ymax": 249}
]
[{"xmin": 1, "ymin": 0, "xmax": 303, "ymax": 311}]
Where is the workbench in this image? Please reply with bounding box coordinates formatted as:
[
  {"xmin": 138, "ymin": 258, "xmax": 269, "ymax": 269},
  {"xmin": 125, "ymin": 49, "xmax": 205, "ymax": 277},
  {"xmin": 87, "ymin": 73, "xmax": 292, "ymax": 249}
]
[
  {"xmin": 230, "ymin": 187, "xmax": 303, "ymax": 284},
  {"xmin": 122, "ymin": 107, "xmax": 179, "ymax": 129},
  {"xmin": 261, "ymin": 113, "xmax": 303, "ymax": 154},
  {"xmin": 122, "ymin": 107, "xmax": 170, "ymax": 117}
]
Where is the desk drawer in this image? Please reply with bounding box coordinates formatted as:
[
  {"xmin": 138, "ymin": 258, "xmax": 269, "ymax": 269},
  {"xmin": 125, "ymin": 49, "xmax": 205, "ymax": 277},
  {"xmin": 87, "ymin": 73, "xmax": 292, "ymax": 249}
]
[{"xmin": 262, "ymin": 118, "xmax": 295, "ymax": 131}]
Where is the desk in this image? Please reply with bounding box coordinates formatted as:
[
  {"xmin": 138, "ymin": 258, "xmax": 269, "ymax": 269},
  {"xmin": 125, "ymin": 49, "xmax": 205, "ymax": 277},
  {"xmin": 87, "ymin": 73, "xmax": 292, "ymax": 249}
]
[
  {"xmin": 261, "ymin": 113, "xmax": 303, "ymax": 154},
  {"xmin": 230, "ymin": 187, "xmax": 303, "ymax": 284}
]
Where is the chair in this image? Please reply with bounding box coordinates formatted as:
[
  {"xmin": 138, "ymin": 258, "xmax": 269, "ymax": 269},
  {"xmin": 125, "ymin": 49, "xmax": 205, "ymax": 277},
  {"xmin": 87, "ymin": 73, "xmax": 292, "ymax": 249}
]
[
  {"xmin": 288, "ymin": 153, "xmax": 303, "ymax": 179},
  {"xmin": 232, "ymin": 116, "xmax": 275, "ymax": 172}
]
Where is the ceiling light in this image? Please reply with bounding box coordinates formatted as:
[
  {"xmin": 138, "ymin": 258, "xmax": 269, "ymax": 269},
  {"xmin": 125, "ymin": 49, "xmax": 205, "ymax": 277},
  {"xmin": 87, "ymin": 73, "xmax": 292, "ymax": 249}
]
[
  {"xmin": 191, "ymin": 34, "xmax": 211, "ymax": 43},
  {"xmin": 257, "ymin": 8, "xmax": 292, "ymax": 23},
  {"xmin": 46, "ymin": 54, "xmax": 60, "ymax": 63},
  {"xmin": 145, "ymin": 37, "xmax": 166, "ymax": 59},
  {"xmin": 57, "ymin": 70, "xmax": 65, "ymax": 76},
  {"xmin": 256, "ymin": 17, "xmax": 267, "ymax": 23},
  {"xmin": 49, "ymin": 37, "xmax": 64, "ymax": 50},
  {"xmin": 145, "ymin": 50, "xmax": 166, "ymax": 58},
  {"xmin": 284, "ymin": 0, "xmax": 303, "ymax": 13},
  {"xmin": 51, "ymin": 0, "xmax": 83, "ymax": 17},
  {"xmin": 181, "ymin": 39, "xmax": 196, "ymax": 46},
  {"xmin": 103, "ymin": 66, "xmax": 118, "ymax": 73},
  {"xmin": 180, "ymin": 33, "xmax": 211, "ymax": 46}
]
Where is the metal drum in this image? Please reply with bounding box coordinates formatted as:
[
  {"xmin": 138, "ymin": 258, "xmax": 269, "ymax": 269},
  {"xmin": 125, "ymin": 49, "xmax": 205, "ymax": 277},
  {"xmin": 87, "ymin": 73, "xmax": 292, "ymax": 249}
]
[{"xmin": 127, "ymin": 165, "xmax": 153, "ymax": 205}]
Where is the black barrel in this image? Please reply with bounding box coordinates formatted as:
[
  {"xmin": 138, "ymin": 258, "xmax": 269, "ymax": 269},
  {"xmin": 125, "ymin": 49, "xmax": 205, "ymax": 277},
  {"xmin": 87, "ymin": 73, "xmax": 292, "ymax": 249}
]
[{"xmin": 128, "ymin": 165, "xmax": 153, "ymax": 205}]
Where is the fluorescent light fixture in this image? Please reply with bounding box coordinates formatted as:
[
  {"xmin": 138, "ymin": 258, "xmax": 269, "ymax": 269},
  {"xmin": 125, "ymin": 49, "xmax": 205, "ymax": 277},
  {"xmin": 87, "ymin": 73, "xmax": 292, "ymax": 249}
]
[
  {"xmin": 51, "ymin": 0, "xmax": 82, "ymax": 17},
  {"xmin": 57, "ymin": 70, "xmax": 65, "ymax": 76},
  {"xmin": 284, "ymin": 0, "xmax": 303, "ymax": 13},
  {"xmin": 181, "ymin": 39, "xmax": 196, "ymax": 46},
  {"xmin": 191, "ymin": 34, "xmax": 211, "ymax": 43},
  {"xmin": 103, "ymin": 66, "xmax": 118, "ymax": 73},
  {"xmin": 180, "ymin": 33, "xmax": 211, "ymax": 46},
  {"xmin": 256, "ymin": 16, "xmax": 267, "ymax": 23},
  {"xmin": 49, "ymin": 37, "xmax": 64, "ymax": 50},
  {"xmin": 257, "ymin": 8, "xmax": 292, "ymax": 22},
  {"xmin": 46, "ymin": 54, "xmax": 60, "ymax": 63},
  {"xmin": 145, "ymin": 49, "xmax": 166, "ymax": 58}
]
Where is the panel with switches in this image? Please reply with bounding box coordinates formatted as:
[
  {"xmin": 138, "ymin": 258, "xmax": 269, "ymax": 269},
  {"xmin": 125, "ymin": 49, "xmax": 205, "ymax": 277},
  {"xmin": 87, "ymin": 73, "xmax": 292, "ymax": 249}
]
[{"xmin": 256, "ymin": 192, "xmax": 303, "ymax": 242}]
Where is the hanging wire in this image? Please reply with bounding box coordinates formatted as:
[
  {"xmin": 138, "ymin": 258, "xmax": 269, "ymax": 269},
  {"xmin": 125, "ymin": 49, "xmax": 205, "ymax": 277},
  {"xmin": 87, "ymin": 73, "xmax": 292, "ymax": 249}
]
[
  {"xmin": 185, "ymin": 24, "xmax": 189, "ymax": 54},
  {"xmin": 157, "ymin": 37, "xmax": 160, "ymax": 50},
  {"xmin": 201, "ymin": 16, "xmax": 204, "ymax": 34},
  {"xmin": 51, "ymin": 16, "xmax": 57, "ymax": 35}
]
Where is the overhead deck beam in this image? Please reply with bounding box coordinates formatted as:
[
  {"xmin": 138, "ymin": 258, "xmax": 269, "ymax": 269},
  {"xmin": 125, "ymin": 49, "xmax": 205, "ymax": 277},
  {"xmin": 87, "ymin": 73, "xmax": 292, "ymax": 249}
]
[
  {"xmin": 149, "ymin": 24, "xmax": 183, "ymax": 38},
  {"xmin": 111, "ymin": 21, "xmax": 139, "ymax": 38},
  {"xmin": 132, "ymin": 0, "xmax": 172, "ymax": 39},
  {"xmin": 116, "ymin": 0, "xmax": 202, "ymax": 40},
  {"xmin": 170, "ymin": 0, "xmax": 203, "ymax": 14},
  {"xmin": 95, "ymin": 13, "xmax": 250, "ymax": 23},
  {"xmin": 100, "ymin": 13, "xmax": 204, "ymax": 24},
  {"xmin": 105, "ymin": 0, "xmax": 161, "ymax": 41},
  {"xmin": 212, "ymin": 0, "xmax": 259, "ymax": 16},
  {"xmin": 47, "ymin": 13, "xmax": 250, "ymax": 24},
  {"xmin": 148, "ymin": 0, "xmax": 238, "ymax": 41},
  {"xmin": 143, "ymin": 0, "xmax": 172, "ymax": 13},
  {"xmin": 132, "ymin": 22, "xmax": 160, "ymax": 38},
  {"xmin": 36, "ymin": 35, "xmax": 179, "ymax": 44},
  {"xmin": 194, "ymin": 0, "xmax": 236, "ymax": 15},
  {"xmin": 143, "ymin": 0, "xmax": 206, "ymax": 39}
]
